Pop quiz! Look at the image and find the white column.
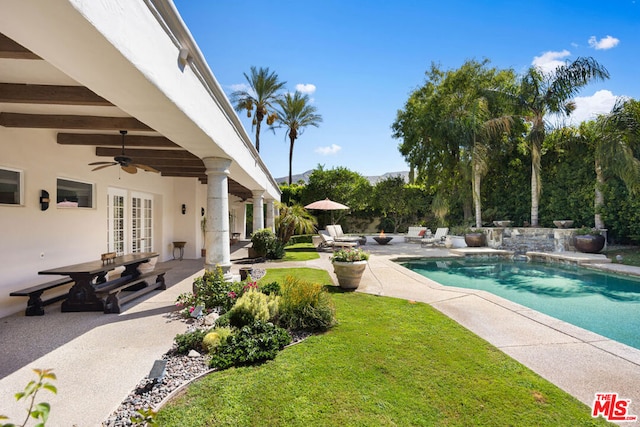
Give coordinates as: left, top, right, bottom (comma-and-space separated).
203, 157, 232, 278
241, 202, 248, 239
252, 190, 264, 234
265, 199, 275, 232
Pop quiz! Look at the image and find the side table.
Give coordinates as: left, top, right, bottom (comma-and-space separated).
172, 241, 186, 260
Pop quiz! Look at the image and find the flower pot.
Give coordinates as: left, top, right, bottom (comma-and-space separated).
444, 235, 467, 248
573, 234, 605, 253
332, 261, 367, 289
464, 233, 486, 247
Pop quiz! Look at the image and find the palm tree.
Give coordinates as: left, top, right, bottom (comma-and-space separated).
274, 91, 322, 184
466, 98, 513, 228
591, 98, 640, 229
516, 57, 609, 226
275, 202, 317, 246
230, 66, 286, 152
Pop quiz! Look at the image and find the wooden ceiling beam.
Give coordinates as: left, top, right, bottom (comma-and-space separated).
58, 133, 178, 147
128, 159, 204, 168
95, 147, 199, 160
0, 113, 152, 131
0, 83, 112, 106
156, 166, 205, 174
0, 34, 40, 59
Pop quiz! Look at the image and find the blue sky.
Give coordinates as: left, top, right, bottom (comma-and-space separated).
173, 0, 640, 179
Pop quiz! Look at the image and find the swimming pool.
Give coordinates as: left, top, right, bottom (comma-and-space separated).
402, 258, 640, 350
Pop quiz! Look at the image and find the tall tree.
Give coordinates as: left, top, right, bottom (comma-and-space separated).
514, 57, 609, 226
372, 176, 429, 233
274, 91, 323, 185
392, 59, 516, 226
230, 66, 286, 152
302, 165, 371, 227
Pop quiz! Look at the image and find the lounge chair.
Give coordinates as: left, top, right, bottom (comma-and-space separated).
405, 227, 429, 243
421, 227, 449, 247
319, 230, 357, 251
326, 224, 361, 244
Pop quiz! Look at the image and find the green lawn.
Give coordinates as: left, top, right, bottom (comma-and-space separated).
279, 243, 320, 262
156, 268, 610, 426
604, 246, 640, 267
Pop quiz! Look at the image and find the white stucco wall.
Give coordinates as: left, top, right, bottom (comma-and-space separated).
0, 127, 189, 318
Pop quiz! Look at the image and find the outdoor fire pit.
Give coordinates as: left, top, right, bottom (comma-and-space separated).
373, 232, 393, 245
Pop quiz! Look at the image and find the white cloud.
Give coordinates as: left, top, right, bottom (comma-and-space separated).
588, 35, 620, 50
295, 83, 317, 94
532, 50, 571, 73
566, 90, 619, 125
315, 144, 341, 155
229, 83, 250, 92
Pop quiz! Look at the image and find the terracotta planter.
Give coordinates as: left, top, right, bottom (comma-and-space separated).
464, 233, 486, 247
573, 234, 605, 253
332, 261, 367, 289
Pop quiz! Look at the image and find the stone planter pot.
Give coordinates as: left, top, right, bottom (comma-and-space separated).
464, 233, 486, 247
573, 234, 605, 253
444, 235, 467, 249
332, 261, 367, 289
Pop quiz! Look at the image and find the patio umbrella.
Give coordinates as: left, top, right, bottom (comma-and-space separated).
304, 198, 349, 224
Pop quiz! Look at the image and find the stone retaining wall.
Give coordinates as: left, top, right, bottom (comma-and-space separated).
482, 227, 607, 254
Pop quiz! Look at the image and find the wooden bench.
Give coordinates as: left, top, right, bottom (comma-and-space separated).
95, 267, 169, 314
10, 277, 74, 316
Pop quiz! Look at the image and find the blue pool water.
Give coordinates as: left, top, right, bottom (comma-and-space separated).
402, 258, 640, 350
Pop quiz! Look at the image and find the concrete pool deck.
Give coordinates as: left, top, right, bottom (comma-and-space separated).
0, 237, 638, 425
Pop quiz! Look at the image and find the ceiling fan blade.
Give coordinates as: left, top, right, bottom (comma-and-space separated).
121, 165, 138, 174
89, 161, 116, 166
92, 163, 117, 171
133, 164, 160, 173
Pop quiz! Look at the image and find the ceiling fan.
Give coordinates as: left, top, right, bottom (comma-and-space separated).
89, 130, 159, 174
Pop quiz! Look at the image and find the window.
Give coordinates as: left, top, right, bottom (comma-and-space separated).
56, 178, 93, 208
0, 167, 23, 205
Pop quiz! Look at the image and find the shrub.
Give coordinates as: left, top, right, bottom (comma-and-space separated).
251, 228, 285, 259
278, 276, 336, 332
260, 281, 281, 296
228, 289, 279, 328
202, 327, 233, 354
173, 329, 208, 355
287, 234, 314, 245
209, 320, 291, 370
214, 311, 232, 328
176, 266, 241, 316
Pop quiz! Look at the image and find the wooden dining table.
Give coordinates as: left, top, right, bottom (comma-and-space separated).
39, 252, 158, 312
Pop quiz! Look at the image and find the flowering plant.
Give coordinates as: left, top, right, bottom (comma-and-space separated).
330, 247, 370, 262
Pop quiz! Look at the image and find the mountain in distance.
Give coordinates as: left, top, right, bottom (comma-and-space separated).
275, 170, 409, 186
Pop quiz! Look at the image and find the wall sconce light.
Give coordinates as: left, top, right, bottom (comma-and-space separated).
40, 190, 50, 211
181, 204, 186, 215
201, 207, 205, 216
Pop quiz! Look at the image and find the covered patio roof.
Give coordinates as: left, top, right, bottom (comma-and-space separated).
0, 0, 279, 201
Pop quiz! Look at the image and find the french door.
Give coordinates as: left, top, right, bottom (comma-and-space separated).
107, 188, 153, 255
